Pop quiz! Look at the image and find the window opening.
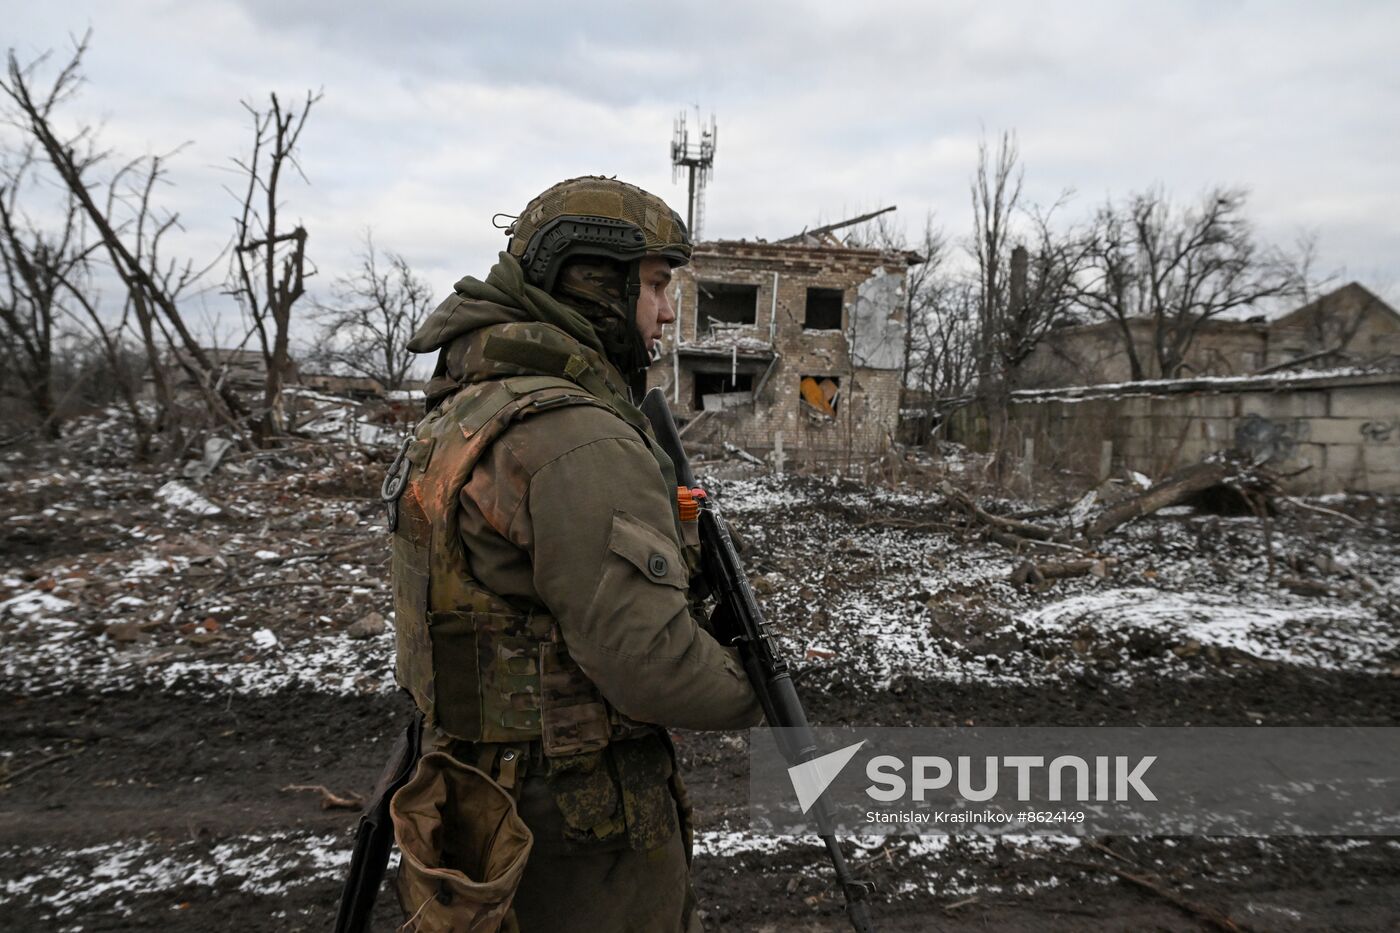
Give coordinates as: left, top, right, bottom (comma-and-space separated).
804, 287, 843, 330
697, 282, 758, 334
694, 371, 754, 411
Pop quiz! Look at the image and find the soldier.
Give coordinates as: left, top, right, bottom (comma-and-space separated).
386, 176, 763, 932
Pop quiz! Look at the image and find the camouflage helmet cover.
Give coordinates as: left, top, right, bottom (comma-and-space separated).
507, 176, 692, 292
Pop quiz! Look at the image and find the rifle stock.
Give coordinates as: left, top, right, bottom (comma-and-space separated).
333, 711, 422, 933
640, 388, 876, 933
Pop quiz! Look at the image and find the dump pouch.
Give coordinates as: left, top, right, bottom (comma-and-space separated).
393, 752, 534, 933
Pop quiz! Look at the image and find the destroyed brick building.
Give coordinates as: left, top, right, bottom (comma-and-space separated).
1019, 282, 1400, 387
646, 236, 920, 466
168, 347, 301, 394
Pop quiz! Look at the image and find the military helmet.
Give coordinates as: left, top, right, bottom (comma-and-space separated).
507, 176, 692, 292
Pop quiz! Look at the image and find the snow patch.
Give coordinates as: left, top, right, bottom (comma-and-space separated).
1022, 588, 1396, 671
0, 831, 365, 919
1, 592, 75, 617
154, 482, 222, 517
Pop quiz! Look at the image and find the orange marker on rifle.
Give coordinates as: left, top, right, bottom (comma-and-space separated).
676, 485, 700, 522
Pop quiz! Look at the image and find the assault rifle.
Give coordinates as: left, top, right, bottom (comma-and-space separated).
640, 388, 876, 933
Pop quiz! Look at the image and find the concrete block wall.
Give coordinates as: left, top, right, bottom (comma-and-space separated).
985, 374, 1400, 494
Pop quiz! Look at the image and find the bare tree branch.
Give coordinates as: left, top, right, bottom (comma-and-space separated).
1078, 187, 1305, 379
2, 35, 249, 445
308, 230, 432, 392
0, 144, 100, 435
226, 90, 320, 438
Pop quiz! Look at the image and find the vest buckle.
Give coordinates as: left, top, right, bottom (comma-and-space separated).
380, 433, 414, 531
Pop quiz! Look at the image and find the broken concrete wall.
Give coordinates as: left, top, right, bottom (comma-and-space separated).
648, 240, 912, 464
947, 372, 1400, 494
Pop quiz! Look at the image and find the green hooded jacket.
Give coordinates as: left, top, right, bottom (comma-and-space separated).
405, 252, 761, 733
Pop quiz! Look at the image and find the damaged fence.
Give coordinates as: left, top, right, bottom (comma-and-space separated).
945, 369, 1400, 495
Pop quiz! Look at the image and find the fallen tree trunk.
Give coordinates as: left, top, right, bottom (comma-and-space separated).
1086, 460, 1231, 539
1087, 456, 1284, 540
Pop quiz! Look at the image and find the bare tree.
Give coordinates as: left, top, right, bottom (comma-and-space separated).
1078, 187, 1303, 380
227, 90, 319, 437
964, 131, 1092, 476
970, 132, 1089, 389
970, 132, 1023, 385
914, 279, 981, 400
310, 232, 431, 391
844, 211, 996, 449
0, 147, 95, 436
57, 271, 157, 456
1001, 202, 1093, 382
2, 33, 248, 446
899, 216, 949, 393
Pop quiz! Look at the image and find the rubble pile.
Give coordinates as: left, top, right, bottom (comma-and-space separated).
0, 412, 401, 698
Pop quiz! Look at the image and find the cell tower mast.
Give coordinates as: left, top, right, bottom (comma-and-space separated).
671, 111, 716, 240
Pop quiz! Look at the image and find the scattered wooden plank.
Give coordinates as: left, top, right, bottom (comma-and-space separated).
1010, 558, 1115, 587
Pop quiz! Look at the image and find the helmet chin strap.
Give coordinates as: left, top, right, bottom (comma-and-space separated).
619, 258, 653, 378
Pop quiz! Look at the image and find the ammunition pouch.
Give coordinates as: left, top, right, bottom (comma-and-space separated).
393, 752, 533, 933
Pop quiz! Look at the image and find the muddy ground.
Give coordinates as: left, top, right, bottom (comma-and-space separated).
1, 430, 1398, 931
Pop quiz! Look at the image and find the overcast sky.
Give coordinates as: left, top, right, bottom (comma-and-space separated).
9, 0, 1400, 343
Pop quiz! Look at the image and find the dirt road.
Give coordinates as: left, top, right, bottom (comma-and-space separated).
3, 453, 1397, 930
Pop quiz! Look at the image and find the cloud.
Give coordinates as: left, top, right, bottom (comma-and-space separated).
5, 0, 1396, 350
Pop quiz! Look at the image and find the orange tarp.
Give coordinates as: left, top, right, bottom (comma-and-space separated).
800, 377, 836, 417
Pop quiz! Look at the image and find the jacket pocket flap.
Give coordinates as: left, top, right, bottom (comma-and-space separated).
607, 510, 687, 589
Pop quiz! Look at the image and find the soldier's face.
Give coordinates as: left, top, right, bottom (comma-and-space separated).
634, 256, 676, 354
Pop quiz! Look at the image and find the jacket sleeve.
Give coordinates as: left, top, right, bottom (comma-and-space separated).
521, 432, 763, 731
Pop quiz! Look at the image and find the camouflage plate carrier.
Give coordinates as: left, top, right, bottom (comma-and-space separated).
391, 371, 657, 757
